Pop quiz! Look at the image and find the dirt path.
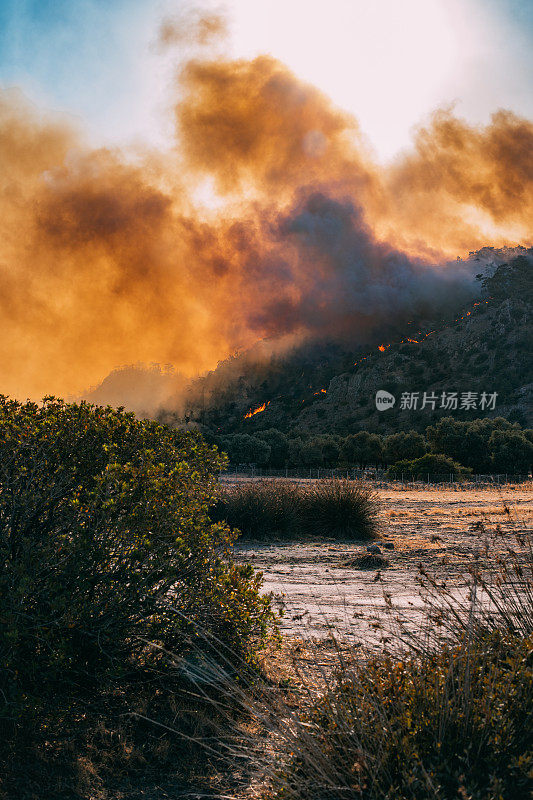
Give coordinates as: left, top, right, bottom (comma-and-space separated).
234, 487, 532, 648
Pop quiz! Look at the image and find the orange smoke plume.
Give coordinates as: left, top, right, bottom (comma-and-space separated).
383, 108, 533, 256
0, 47, 531, 407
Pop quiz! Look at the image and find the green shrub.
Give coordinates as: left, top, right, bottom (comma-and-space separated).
387, 452, 471, 480
340, 432, 383, 467
256, 428, 290, 467
300, 439, 324, 467
220, 432, 271, 465
317, 435, 341, 467
383, 430, 427, 463
489, 428, 533, 474
425, 417, 516, 473
0, 397, 275, 734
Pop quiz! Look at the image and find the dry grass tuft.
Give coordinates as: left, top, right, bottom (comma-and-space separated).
213, 479, 379, 540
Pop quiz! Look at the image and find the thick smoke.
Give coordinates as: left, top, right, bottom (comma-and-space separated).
384, 108, 533, 256
267, 191, 475, 337
0, 39, 531, 407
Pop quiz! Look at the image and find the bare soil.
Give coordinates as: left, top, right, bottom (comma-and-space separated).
234, 486, 532, 649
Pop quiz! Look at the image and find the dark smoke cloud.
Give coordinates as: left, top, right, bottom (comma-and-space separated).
271, 192, 476, 335
236, 190, 478, 347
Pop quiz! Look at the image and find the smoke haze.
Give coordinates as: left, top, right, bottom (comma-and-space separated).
0, 23, 531, 408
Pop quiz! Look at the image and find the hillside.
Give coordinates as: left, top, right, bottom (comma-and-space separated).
177, 250, 532, 438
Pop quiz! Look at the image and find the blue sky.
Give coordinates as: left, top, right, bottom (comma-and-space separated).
0, 0, 532, 160
0, 0, 165, 143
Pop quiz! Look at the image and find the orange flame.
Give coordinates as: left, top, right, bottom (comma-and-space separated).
244, 400, 270, 418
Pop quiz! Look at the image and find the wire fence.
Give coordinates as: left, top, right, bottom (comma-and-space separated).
221, 465, 533, 489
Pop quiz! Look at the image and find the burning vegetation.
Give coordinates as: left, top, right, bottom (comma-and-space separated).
244, 401, 270, 419
367, 299, 492, 359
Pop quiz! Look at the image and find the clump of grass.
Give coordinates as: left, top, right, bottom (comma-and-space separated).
344, 553, 389, 569
300, 480, 379, 539
213, 479, 379, 540
212, 480, 302, 539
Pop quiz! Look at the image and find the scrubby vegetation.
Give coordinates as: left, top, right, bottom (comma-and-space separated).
0, 397, 275, 796
2, 395, 531, 800
213, 479, 379, 540
271, 632, 532, 800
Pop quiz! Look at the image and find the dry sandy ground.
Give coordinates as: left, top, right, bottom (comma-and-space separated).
234, 486, 532, 650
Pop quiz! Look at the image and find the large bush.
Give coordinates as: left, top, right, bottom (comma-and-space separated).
0, 397, 275, 731
425, 417, 516, 472
340, 432, 383, 467
256, 428, 290, 467
383, 430, 426, 464
220, 432, 271, 465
